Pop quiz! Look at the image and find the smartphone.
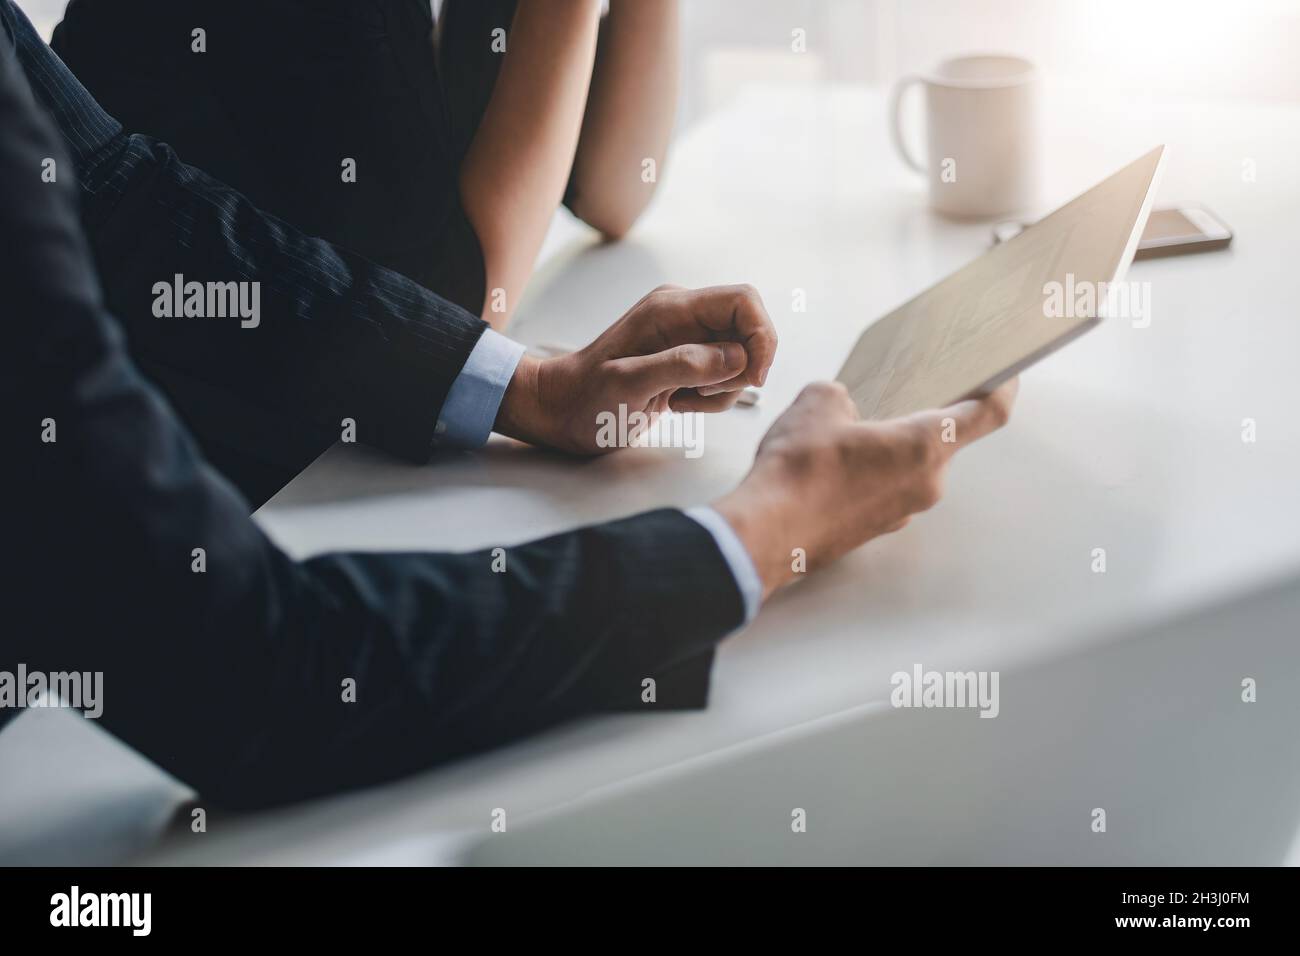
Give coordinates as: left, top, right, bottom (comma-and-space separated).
993, 204, 1233, 259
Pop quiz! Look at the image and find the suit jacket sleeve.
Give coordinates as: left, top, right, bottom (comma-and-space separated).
1, 6, 744, 809
7, 0, 485, 463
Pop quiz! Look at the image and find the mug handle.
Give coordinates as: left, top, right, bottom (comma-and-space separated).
889, 74, 927, 174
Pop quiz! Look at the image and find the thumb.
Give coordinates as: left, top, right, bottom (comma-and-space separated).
613, 341, 747, 396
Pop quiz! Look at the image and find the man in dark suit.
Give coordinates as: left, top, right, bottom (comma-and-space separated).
1, 0, 1015, 810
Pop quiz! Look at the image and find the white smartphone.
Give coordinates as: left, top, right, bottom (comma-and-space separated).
994, 204, 1233, 260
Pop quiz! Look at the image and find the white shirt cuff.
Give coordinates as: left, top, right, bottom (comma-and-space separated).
684, 506, 762, 625
435, 329, 526, 448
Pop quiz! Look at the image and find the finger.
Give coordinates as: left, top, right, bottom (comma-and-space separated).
628, 283, 684, 312
669, 388, 742, 414
613, 341, 748, 396
696, 372, 748, 397
987, 376, 1020, 418
922, 378, 1018, 456
646, 391, 673, 418
658, 285, 778, 388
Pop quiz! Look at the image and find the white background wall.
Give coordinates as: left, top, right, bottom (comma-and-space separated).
681, 0, 1300, 123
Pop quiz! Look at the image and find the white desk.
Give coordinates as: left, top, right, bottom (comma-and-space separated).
5, 82, 1298, 865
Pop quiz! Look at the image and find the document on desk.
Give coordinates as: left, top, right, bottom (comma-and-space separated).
839, 145, 1165, 419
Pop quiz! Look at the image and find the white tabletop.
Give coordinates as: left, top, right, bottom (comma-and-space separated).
6, 82, 1297, 865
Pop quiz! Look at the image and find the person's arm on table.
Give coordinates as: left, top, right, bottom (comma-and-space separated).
458, 0, 603, 327
440, 280, 779, 455
567, 0, 679, 238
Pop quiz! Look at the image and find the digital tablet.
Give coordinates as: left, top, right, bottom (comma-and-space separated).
838, 145, 1165, 418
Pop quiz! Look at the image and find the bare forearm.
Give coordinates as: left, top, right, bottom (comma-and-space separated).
459, 0, 602, 327
569, 0, 679, 238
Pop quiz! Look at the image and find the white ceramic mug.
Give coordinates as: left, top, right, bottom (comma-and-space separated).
890, 54, 1041, 219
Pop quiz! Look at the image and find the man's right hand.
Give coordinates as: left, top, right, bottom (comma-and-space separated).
496, 284, 776, 454
712, 378, 1019, 602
